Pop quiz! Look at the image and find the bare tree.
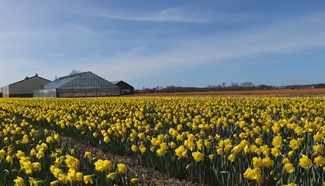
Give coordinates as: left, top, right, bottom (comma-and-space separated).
70, 69, 82, 75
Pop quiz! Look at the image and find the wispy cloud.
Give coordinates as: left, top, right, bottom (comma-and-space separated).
0, 57, 86, 86
127, 46, 147, 56
63, 24, 97, 35
0, 58, 46, 85
0, 58, 42, 68
100, 7, 217, 23
264, 61, 281, 65
84, 12, 325, 81
104, 30, 119, 34
44, 52, 64, 57
1, 0, 325, 88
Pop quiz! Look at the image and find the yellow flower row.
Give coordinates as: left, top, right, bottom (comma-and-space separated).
1, 97, 325, 185
0, 108, 141, 186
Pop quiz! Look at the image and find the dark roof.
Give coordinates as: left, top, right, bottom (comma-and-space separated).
8, 75, 51, 86
111, 80, 134, 88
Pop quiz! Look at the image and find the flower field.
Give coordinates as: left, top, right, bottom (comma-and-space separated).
1, 97, 325, 186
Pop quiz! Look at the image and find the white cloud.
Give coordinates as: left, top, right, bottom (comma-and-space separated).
84, 12, 325, 81
63, 24, 97, 35
0, 0, 325, 88
99, 7, 250, 23
100, 8, 208, 23
127, 46, 147, 56
0, 58, 42, 68
0, 59, 44, 86
105, 31, 119, 34
44, 52, 64, 57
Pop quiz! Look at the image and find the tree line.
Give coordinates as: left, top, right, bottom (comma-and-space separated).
68, 70, 325, 94
136, 82, 325, 93
137, 82, 275, 93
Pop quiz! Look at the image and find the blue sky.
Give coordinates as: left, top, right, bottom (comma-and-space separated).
1, 0, 325, 89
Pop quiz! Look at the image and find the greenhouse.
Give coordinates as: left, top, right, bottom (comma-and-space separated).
33, 71, 120, 98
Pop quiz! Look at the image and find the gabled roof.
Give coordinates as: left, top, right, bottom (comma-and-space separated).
111, 80, 134, 88
58, 71, 89, 80
44, 76, 79, 89
44, 71, 90, 89
111, 80, 121, 84
8, 75, 51, 86
44, 71, 120, 90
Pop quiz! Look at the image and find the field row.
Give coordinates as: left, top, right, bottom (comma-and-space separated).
1, 97, 325, 186
0, 112, 151, 186
135, 89, 325, 96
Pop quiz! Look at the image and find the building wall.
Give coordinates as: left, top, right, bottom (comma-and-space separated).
2, 85, 10, 98
59, 72, 120, 91
59, 90, 120, 97
116, 81, 134, 94
33, 89, 57, 98
0, 87, 3, 98
56, 72, 121, 98
9, 77, 51, 97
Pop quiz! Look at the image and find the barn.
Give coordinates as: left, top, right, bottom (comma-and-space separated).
34, 71, 120, 98
111, 80, 134, 95
0, 74, 51, 98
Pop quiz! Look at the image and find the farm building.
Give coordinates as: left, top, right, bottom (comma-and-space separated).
111, 80, 134, 95
0, 74, 51, 98
34, 71, 120, 98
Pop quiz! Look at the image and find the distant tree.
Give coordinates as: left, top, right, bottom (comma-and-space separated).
222, 82, 226, 88
245, 82, 254, 88
231, 82, 239, 87
70, 69, 82, 75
